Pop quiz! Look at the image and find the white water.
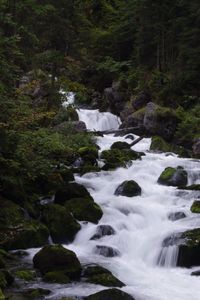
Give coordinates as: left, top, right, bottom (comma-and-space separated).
27, 109, 200, 300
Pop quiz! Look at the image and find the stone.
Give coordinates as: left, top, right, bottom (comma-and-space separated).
111, 141, 131, 150
192, 138, 200, 158
33, 245, 82, 279
90, 225, 115, 240
95, 245, 120, 257
86, 288, 135, 300
65, 197, 103, 224
168, 212, 186, 221
114, 180, 142, 197
190, 201, 200, 213
158, 166, 188, 188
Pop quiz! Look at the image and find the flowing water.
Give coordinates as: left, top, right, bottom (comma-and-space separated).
27, 108, 200, 300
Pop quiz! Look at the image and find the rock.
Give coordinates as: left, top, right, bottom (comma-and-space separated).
41, 204, 81, 243
150, 136, 189, 157
114, 180, 142, 197
33, 245, 82, 279
90, 225, 115, 240
44, 271, 70, 284
78, 146, 98, 166
72, 121, 87, 132
54, 182, 91, 205
111, 141, 131, 150
104, 81, 128, 115
1, 220, 49, 250
15, 270, 36, 281
83, 265, 124, 287
168, 212, 186, 221
21, 288, 51, 299
191, 201, 200, 213
191, 270, 200, 276
120, 107, 146, 134
144, 102, 179, 141
184, 184, 200, 191
158, 166, 188, 188
86, 288, 135, 300
131, 91, 151, 110
65, 197, 103, 224
95, 245, 120, 257
192, 138, 200, 158
101, 149, 143, 170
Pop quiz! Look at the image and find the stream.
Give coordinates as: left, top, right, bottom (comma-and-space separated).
26, 107, 200, 300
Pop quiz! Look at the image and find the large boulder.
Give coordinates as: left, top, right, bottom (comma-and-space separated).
114, 180, 142, 197
86, 288, 135, 300
33, 245, 82, 279
65, 197, 103, 224
54, 183, 91, 205
144, 102, 179, 141
101, 149, 143, 170
131, 91, 151, 110
83, 265, 124, 287
162, 229, 200, 267
158, 166, 188, 188
111, 141, 131, 150
192, 138, 200, 158
41, 204, 81, 243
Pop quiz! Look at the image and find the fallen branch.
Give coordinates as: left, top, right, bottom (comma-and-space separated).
88, 126, 145, 135
129, 136, 144, 147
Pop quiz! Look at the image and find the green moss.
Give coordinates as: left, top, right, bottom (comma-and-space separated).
191, 201, 200, 213
15, 270, 36, 281
65, 198, 103, 224
41, 204, 81, 243
114, 180, 141, 197
185, 184, 200, 191
111, 142, 131, 150
44, 271, 70, 284
87, 273, 124, 287
158, 166, 188, 187
101, 149, 142, 170
158, 167, 176, 182
78, 146, 98, 165
182, 228, 200, 247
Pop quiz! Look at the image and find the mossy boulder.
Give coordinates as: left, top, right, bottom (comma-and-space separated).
101, 149, 142, 170
43, 271, 70, 284
78, 147, 98, 166
86, 288, 135, 300
158, 166, 188, 188
54, 183, 91, 205
111, 142, 131, 150
33, 245, 82, 279
84, 265, 124, 287
0, 220, 49, 250
15, 270, 36, 281
114, 180, 142, 197
190, 201, 200, 213
65, 198, 103, 224
41, 204, 80, 243
150, 136, 189, 157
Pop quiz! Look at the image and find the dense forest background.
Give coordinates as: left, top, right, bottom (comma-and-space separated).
0, 0, 200, 204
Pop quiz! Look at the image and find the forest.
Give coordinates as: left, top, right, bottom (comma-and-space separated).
0, 1, 200, 299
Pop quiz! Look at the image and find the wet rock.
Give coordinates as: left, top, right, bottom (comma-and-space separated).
90, 225, 115, 240
192, 138, 200, 158
191, 270, 200, 276
83, 265, 112, 277
158, 166, 188, 188
150, 136, 189, 157
33, 245, 82, 279
43, 271, 70, 284
65, 197, 103, 224
144, 102, 179, 141
54, 182, 91, 205
86, 288, 135, 300
78, 146, 99, 166
111, 141, 131, 150
184, 184, 200, 191
168, 212, 186, 221
190, 201, 200, 213
41, 204, 81, 243
95, 245, 120, 257
114, 180, 142, 197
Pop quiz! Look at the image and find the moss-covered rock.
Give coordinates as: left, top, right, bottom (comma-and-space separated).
0, 220, 49, 250
43, 271, 70, 284
114, 180, 142, 197
190, 201, 200, 213
111, 142, 131, 150
184, 184, 200, 191
78, 146, 98, 166
41, 204, 80, 243
54, 183, 91, 205
15, 270, 36, 281
21, 288, 51, 299
150, 136, 190, 157
158, 166, 188, 188
101, 149, 142, 170
65, 198, 103, 224
86, 288, 135, 300
33, 245, 82, 279
84, 265, 124, 287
